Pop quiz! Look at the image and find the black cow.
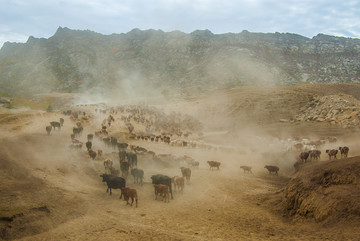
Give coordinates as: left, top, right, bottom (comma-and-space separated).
103, 137, 110, 147
86, 141, 92, 151
151, 174, 173, 199
131, 168, 144, 185
119, 150, 127, 163
50, 121, 61, 130
100, 174, 126, 195
126, 152, 138, 168
264, 165, 279, 175
110, 137, 118, 149
120, 161, 130, 179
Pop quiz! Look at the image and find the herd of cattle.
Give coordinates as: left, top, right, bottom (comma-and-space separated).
44, 110, 226, 207
294, 146, 350, 171
44, 107, 352, 207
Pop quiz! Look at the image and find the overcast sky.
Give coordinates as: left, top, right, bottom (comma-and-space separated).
0, 0, 360, 48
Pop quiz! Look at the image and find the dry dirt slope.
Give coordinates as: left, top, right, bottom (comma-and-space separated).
282, 157, 360, 224
1, 83, 360, 240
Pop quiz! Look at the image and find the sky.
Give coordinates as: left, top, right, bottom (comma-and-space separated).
0, 0, 360, 48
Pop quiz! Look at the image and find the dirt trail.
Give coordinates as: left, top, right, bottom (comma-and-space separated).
1, 88, 360, 240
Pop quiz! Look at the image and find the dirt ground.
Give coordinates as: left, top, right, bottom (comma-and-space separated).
1, 84, 360, 240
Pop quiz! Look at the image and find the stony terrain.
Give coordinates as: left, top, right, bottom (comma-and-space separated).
0, 83, 360, 240
1, 27, 360, 97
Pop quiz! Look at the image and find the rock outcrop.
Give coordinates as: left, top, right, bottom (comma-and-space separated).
295, 94, 360, 128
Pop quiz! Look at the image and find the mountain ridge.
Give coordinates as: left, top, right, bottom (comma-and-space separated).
1, 27, 360, 97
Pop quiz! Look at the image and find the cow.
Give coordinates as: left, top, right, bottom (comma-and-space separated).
309, 150, 321, 161
59, 118, 64, 126
151, 174, 173, 199
339, 146, 349, 158
86, 141, 92, 151
117, 142, 129, 150
180, 167, 191, 183
130, 168, 144, 185
46, 125, 52, 135
104, 159, 113, 174
120, 161, 130, 179
172, 176, 185, 192
207, 161, 221, 170
110, 136, 118, 149
191, 161, 200, 168
100, 174, 126, 195
299, 151, 310, 162
50, 121, 61, 130
326, 149, 338, 160
154, 184, 170, 202
119, 150, 127, 163
103, 137, 110, 147
264, 165, 279, 175
69, 142, 82, 150
240, 166, 253, 174
88, 150, 97, 160
120, 187, 138, 207
97, 149, 103, 158
109, 166, 120, 177
126, 152, 138, 168
87, 134, 94, 142
73, 127, 83, 137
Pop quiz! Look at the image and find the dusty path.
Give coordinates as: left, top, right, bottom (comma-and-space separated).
0, 108, 359, 240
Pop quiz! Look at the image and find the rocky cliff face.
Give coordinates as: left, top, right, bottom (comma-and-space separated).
1, 27, 360, 97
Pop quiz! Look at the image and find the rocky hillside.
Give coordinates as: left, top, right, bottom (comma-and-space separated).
1, 27, 360, 97
295, 94, 360, 128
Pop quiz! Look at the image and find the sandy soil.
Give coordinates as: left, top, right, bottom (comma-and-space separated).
1, 84, 360, 240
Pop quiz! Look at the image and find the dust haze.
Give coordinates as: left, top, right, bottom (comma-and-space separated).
1, 79, 360, 240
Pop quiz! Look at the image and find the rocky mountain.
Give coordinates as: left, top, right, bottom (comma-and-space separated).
0, 27, 360, 97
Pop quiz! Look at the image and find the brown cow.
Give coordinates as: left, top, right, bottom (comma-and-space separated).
104, 159, 113, 174
172, 176, 185, 192
69, 143, 82, 150
109, 166, 120, 177
155, 184, 170, 202
59, 118, 64, 126
98, 149, 103, 158
309, 150, 321, 161
46, 125, 52, 135
120, 187, 138, 207
339, 146, 349, 158
240, 166, 253, 174
326, 149, 338, 160
180, 167, 191, 183
192, 161, 200, 168
299, 151, 310, 162
88, 150, 97, 160
207, 161, 221, 170
87, 134, 94, 141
